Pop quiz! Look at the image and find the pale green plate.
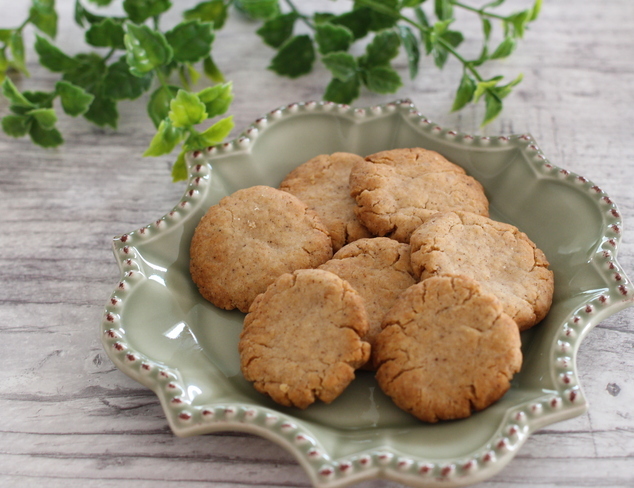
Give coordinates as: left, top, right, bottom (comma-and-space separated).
102, 100, 633, 487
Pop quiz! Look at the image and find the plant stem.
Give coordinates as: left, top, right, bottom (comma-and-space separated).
451, 1, 509, 21
284, 0, 314, 29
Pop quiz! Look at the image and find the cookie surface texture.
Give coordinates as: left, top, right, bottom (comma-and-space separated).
319, 237, 416, 356
279, 152, 372, 251
190, 185, 333, 312
409, 211, 554, 330
239, 269, 371, 409
349, 147, 489, 242
374, 275, 522, 422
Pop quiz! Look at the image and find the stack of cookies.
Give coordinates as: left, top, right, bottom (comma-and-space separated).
189, 148, 554, 422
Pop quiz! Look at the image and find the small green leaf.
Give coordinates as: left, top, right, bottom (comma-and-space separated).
331, 8, 371, 40
474, 77, 502, 102
147, 85, 179, 128
85, 18, 125, 50
165, 20, 214, 63
323, 75, 360, 104
26, 108, 57, 130
88, 0, 114, 5
507, 9, 531, 38
2, 114, 31, 137
481, 17, 492, 42
123, 0, 172, 24
22, 90, 56, 107
168, 89, 207, 128
171, 148, 188, 182
56, 80, 95, 116
203, 55, 225, 83
356, 0, 399, 31
490, 36, 516, 59
397, 25, 420, 79
482, 91, 503, 126
124, 23, 173, 77
363, 65, 402, 94
1, 78, 35, 108
434, 0, 453, 21
187, 115, 234, 148
401, 0, 425, 7
34, 35, 80, 73
314, 22, 353, 55
83, 90, 118, 128
10, 30, 27, 72
29, 118, 63, 147
451, 72, 476, 112
321, 52, 358, 81
74, 0, 107, 26
529, 0, 542, 21
234, 0, 279, 20
30, 0, 58, 38
256, 12, 298, 49
197, 82, 233, 117
268, 35, 315, 79
494, 73, 523, 98
184, 0, 228, 29
143, 118, 185, 156
103, 57, 152, 100
364, 30, 401, 68
0, 29, 12, 44
414, 6, 430, 27
62, 53, 106, 92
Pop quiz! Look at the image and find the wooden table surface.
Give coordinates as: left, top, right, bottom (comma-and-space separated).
1, 1, 633, 487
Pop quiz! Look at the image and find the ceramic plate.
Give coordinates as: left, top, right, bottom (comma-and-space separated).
102, 100, 633, 487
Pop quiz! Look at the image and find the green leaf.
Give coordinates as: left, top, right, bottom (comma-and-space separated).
143, 118, 185, 156
123, 0, 172, 24
401, 0, 426, 7
74, 0, 107, 26
322, 52, 358, 82
0, 29, 12, 44
203, 55, 225, 82
2, 114, 31, 137
507, 9, 531, 38
34, 35, 80, 73
22, 90, 56, 107
62, 53, 106, 92
414, 6, 430, 27
268, 35, 315, 79
451, 72, 476, 112
197, 82, 233, 117
184, 0, 228, 29
29, 119, 63, 147
187, 115, 233, 148
363, 30, 400, 68
85, 18, 125, 50
356, 0, 400, 31
235, 0, 279, 20
490, 36, 516, 59
168, 89, 207, 128
124, 23, 173, 77
1, 78, 35, 108
314, 22, 353, 55
171, 149, 188, 182
481, 17, 492, 42
30, 0, 58, 38
434, 0, 453, 20
10, 30, 27, 73
442, 29, 464, 48
55, 80, 95, 116
363, 65, 402, 94
256, 12, 297, 49
103, 57, 152, 100
323, 75, 360, 104
474, 77, 502, 102
482, 91, 503, 126
88, 0, 114, 5
165, 20, 214, 63
494, 73, 523, 98
397, 25, 419, 79
147, 85, 179, 128
529, 0, 542, 21
26, 107, 57, 130
83, 90, 118, 128
331, 8, 371, 40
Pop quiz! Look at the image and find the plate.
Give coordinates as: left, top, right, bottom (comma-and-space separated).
102, 100, 634, 487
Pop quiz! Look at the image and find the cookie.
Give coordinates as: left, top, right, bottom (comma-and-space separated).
409, 211, 554, 331
374, 275, 522, 422
318, 237, 416, 359
190, 185, 333, 312
279, 152, 372, 251
239, 269, 371, 409
349, 147, 489, 243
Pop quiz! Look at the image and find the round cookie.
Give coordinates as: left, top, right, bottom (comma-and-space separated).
374, 275, 522, 423
239, 269, 371, 409
318, 237, 416, 359
190, 185, 333, 312
409, 211, 554, 331
349, 147, 489, 243
279, 152, 372, 251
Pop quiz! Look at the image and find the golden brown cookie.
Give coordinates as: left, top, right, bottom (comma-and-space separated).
409, 211, 554, 331
279, 152, 372, 251
349, 147, 489, 243
190, 185, 333, 312
318, 237, 416, 361
374, 275, 522, 423
239, 269, 371, 409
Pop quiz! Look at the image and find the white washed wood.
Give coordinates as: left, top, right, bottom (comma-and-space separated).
1, 1, 633, 487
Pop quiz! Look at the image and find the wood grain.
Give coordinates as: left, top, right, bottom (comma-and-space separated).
1, 1, 633, 487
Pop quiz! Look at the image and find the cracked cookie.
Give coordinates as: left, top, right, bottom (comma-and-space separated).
190, 185, 333, 312
279, 152, 372, 251
239, 269, 371, 409
409, 211, 554, 331
318, 237, 416, 365
374, 275, 522, 422
349, 147, 489, 243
